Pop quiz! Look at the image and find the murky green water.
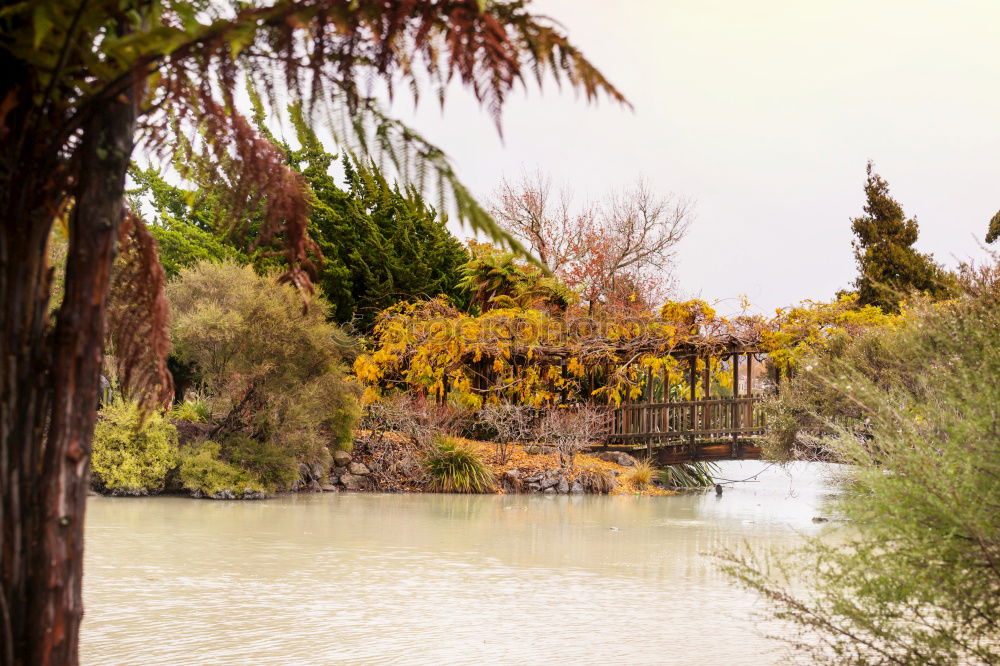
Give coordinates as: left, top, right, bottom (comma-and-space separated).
81, 461, 839, 665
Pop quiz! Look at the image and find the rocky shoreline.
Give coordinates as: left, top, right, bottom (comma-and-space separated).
290, 441, 655, 497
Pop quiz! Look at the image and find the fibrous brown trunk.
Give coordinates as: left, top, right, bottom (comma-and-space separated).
0, 77, 137, 664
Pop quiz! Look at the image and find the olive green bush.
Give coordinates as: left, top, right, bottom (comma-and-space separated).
92, 400, 178, 495
168, 261, 360, 470
220, 434, 298, 491
177, 441, 265, 498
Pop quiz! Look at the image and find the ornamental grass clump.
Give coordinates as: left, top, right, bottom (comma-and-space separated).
423, 437, 495, 493
170, 400, 211, 423
625, 459, 656, 489
659, 461, 718, 489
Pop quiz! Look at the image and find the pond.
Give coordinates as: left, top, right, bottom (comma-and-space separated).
81, 461, 839, 665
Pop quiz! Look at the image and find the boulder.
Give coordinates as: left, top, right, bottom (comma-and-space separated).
340, 473, 362, 491
321, 484, 338, 492
594, 451, 638, 467
349, 462, 370, 476
526, 445, 557, 455
298, 462, 313, 480
309, 462, 327, 480
308, 479, 323, 493
333, 450, 352, 467
539, 476, 559, 491
570, 481, 584, 494
557, 478, 569, 494
543, 487, 556, 494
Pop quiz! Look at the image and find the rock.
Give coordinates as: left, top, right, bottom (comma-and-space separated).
526, 445, 557, 455
310, 462, 327, 480
340, 473, 361, 491
543, 487, 556, 494
539, 476, 559, 491
298, 462, 313, 480
570, 481, 584, 494
321, 484, 338, 492
367, 460, 383, 474
524, 473, 544, 483
308, 479, 323, 492
349, 462, 370, 476
527, 483, 541, 493
333, 450, 352, 467
594, 451, 637, 467
557, 478, 569, 494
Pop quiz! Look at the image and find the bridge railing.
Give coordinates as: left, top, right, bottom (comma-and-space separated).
610, 396, 765, 443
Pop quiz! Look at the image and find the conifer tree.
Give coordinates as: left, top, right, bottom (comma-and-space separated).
987, 210, 1000, 244
851, 163, 951, 313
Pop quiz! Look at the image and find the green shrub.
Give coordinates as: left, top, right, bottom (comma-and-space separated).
178, 441, 265, 498
170, 400, 211, 423
423, 437, 495, 493
221, 434, 299, 491
659, 461, 718, 489
92, 400, 179, 495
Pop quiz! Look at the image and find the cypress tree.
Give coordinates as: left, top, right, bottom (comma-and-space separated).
850, 162, 951, 313
986, 210, 1000, 244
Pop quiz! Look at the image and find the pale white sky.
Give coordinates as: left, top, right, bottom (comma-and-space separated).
385, 0, 1000, 314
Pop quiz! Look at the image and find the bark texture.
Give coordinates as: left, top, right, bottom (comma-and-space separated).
0, 65, 136, 664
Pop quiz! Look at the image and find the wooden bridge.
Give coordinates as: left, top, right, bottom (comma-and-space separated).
607, 395, 765, 464
604, 350, 771, 465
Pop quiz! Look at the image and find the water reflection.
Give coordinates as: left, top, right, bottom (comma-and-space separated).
81, 461, 840, 665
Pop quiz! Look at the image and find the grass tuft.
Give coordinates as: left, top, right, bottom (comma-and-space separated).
423, 436, 496, 493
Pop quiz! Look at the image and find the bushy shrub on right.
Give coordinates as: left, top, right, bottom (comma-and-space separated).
177, 441, 265, 498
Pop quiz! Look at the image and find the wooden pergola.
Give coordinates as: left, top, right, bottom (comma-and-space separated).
608, 339, 770, 462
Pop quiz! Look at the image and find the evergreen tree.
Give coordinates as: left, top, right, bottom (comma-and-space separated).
285, 110, 469, 328
128, 168, 247, 278
135, 110, 470, 329
850, 162, 952, 313
987, 210, 1000, 244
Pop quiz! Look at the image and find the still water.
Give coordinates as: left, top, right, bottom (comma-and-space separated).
81, 461, 839, 665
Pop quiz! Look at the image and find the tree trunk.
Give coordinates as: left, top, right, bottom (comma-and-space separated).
0, 82, 136, 664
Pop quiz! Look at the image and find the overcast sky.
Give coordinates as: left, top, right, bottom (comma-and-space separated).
385, 0, 1000, 314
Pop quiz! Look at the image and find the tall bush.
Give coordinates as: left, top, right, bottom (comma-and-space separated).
168, 261, 360, 468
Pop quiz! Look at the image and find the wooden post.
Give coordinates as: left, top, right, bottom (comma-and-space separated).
731, 353, 740, 457
689, 355, 697, 457
702, 358, 711, 433
746, 352, 753, 432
